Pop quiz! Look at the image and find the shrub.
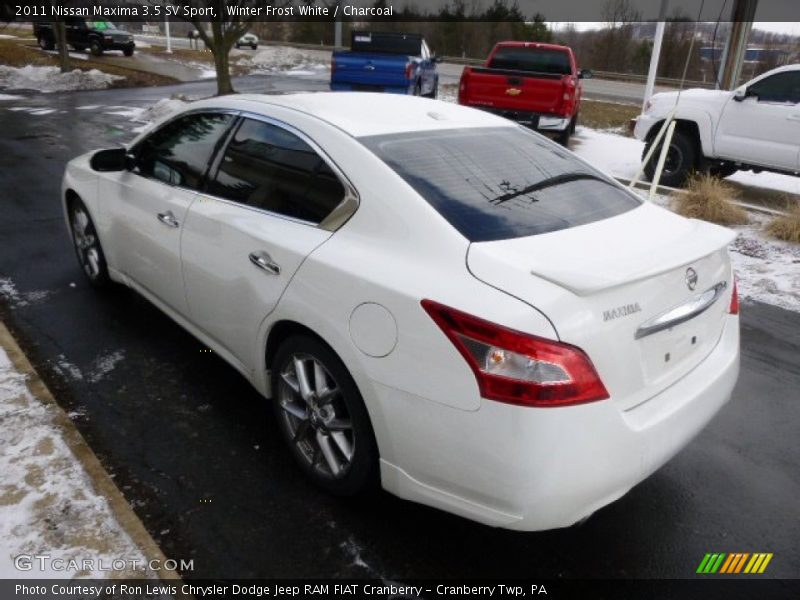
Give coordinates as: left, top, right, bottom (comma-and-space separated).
672, 174, 749, 226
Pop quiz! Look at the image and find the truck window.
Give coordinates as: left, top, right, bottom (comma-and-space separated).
361, 126, 640, 242
489, 47, 571, 75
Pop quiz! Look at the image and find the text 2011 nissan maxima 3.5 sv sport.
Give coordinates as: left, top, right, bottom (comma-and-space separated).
62, 93, 740, 531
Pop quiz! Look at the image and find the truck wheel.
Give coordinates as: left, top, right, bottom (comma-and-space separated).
38, 34, 55, 51
413, 81, 421, 97
570, 113, 578, 134
123, 47, 134, 57
556, 123, 573, 146
425, 79, 439, 99
643, 129, 697, 188
89, 40, 103, 57
251, 44, 257, 50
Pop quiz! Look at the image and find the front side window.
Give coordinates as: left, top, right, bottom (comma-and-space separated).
361, 126, 641, 242
749, 72, 800, 104
208, 118, 345, 224
134, 112, 233, 190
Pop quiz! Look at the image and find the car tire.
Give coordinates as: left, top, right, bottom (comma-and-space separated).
38, 35, 54, 51
68, 197, 110, 288
413, 81, 422, 97
123, 47, 134, 57
643, 129, 697, 188
271, 334, 378, 496
556, 121, 573, 146
251, 44, 257, 50
570, 112, 578, 134
89, 40, 103, 57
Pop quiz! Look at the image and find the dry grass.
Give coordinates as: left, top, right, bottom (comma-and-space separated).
0, 39, 177, 88
672, 174, 749, 226
579, 99, 640, 134
766, 202, 800, 243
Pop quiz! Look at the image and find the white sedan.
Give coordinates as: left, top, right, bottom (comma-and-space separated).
62, 93, 740, 530
236, 32, 259, 49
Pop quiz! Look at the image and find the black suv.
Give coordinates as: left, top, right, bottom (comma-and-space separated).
34, 18, 135, 57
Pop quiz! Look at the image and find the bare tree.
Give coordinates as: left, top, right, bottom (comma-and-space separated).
151, 0, 291, 95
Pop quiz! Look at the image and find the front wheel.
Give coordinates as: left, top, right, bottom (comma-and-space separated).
123, 47, 134, 57
272, 335, 377, 496
643, 129, 697, 188
68, 197, 110, 287
89, 40, 103, 56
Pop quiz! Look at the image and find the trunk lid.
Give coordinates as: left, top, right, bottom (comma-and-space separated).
467, 203, 736, 410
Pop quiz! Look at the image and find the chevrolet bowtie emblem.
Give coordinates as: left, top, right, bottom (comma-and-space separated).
506, 88, 522, 96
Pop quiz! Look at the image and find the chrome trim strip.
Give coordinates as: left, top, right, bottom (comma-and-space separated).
634, 281, 728, 340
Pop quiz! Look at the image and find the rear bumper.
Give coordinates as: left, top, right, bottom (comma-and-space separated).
469, 106, 571, 132
375, 315, 739, 530
330, 82, 413, 95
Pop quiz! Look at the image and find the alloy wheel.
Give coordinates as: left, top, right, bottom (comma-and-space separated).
277, 353, 355, 479
70, 206, 102, 280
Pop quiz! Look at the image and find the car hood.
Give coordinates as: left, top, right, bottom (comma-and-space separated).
648, 88, 732, 113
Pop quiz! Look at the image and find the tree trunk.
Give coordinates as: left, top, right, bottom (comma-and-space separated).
54, 20, 70, 73
205, 21, 234, 96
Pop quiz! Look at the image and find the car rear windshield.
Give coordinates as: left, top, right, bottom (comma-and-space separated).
351, 32, 422, 56
489, 47, 571, 75
360, 127, 641, 242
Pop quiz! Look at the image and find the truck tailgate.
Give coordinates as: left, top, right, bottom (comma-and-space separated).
462, 68, 566, 114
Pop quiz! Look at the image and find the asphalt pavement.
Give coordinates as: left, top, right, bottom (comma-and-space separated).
0, 78, 798, 581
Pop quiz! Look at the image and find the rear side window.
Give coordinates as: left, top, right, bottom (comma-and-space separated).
360, 127, 640, 242
134, 112, 233, 190
208, 118, 345, 224
489, 47, 571, 75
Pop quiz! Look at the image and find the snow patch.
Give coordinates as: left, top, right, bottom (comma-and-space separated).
87, 351, 125, 383
0, 345, 149, 578
0, 65, 123, 93
0, 93, 23, 100
239, 45, 331, 75
51, 355, 83, 382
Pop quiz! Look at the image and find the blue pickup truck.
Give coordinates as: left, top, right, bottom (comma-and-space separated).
331, 31, 440, 97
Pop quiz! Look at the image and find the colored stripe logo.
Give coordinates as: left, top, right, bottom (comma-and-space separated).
697, 553, 773, 574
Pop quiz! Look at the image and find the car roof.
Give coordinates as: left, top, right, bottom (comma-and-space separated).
191, 92, 514, 137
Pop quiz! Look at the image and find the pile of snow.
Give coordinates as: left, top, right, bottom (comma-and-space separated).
0, 65, 123, 93
0, 93, 23, 101
239, 45, 330, 76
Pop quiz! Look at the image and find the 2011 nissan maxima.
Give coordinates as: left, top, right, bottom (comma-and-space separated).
62, 93, 740, 530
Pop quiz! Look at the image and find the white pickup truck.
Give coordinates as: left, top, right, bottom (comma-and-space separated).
633, 64, 800, 187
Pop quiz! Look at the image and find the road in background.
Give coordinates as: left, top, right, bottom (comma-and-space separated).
0, 78, 798, 580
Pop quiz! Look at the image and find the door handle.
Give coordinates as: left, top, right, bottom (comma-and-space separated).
157, 211, 180, 228
249, 251, 281, 275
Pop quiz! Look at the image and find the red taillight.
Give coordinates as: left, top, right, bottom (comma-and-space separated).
421, 300, 610, 408
729, 277, 739, 315
405, 62, 415, 80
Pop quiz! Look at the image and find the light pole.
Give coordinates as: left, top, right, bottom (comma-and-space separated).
165, 13, 172, 54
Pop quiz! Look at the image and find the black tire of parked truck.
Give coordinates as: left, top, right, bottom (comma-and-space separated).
556, 116, 576, 146
425, 78, 438, 99
89, 39, 103, 57
38, 34, 55, 51
642, 129, 697, 188
123, 47, 134, 57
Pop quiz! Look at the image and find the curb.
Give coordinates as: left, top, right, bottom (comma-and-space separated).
0, 321, 182, 583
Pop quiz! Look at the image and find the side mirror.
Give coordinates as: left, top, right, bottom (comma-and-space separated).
579, 69, 593, 80
90, 148, 127, 172
733, 87, 748, 102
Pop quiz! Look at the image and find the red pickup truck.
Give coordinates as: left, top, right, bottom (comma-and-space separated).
458, 42, 591, 145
